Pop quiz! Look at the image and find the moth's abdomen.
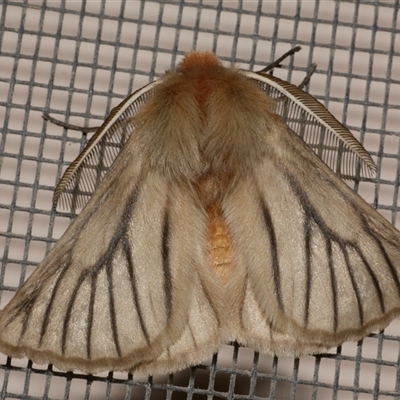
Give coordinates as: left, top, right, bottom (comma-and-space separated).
206, 203, 234, 283
194, 169, 235, 283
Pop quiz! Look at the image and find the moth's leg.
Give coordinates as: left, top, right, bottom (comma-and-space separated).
42, 113, 99, 134
256, 46, 317, 90
257, 46, 301, 74
297, 63, 317, 90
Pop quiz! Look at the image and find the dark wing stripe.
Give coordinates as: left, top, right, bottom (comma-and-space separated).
86, 276, 97, 359
38, 255, 73, 345
367, 230, 400, 297
238, 274, 249, 331
326, 239, 338, 332
15, 291, 40, 339
189, 324, 198, 350
62, 272, 86, 355
84, 185, 142, 356
162, 208, 173, 320
61, 184, 142, 355
285, 171, 391, 327
303, 218, 312, 326
107, 260, 122, 357
340, 244, 364, 325
123, 237, 150, 345
260, 198, 284, 311
304, 166, 400, 299
352, 245, 385, 313
25, 186, 108, 342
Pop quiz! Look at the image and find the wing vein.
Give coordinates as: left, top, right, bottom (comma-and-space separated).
107, 260, 122, 357
86, 276, 97, 359
304, 218, 312, 327
352, 245, 386, 313
38, 259, 72, 346
260, 196, 284, 311
340, 244, 364, 325
365, 230, 400, 297
326, 239, 339, 332
62, 272, 86, 355
162, 206, 173, 320
123, 238, 151, 345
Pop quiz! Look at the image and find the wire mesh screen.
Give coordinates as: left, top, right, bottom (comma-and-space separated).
1, 0, 400, 399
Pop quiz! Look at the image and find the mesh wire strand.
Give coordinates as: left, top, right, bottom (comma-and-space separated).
1, 1, 400, 399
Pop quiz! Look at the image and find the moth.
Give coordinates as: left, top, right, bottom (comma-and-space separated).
1, 49, 400, 376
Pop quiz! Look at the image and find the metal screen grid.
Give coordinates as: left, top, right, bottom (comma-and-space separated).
1, 1, 400, 399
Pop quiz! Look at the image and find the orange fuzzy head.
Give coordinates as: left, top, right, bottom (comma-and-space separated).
177, 51, 221, 72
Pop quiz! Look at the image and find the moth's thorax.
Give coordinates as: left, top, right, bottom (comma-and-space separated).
136, 51, 279, 187
193, 168, 234, 204
178, 55, 228, 125
192, 76, 214, 124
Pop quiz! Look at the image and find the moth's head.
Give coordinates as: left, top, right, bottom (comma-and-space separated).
177, 52, 222, 73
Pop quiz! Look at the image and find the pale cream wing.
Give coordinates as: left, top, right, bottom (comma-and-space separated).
0, 141, 222, 374
223, 125, 400, 356
134, 269, 226, 376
